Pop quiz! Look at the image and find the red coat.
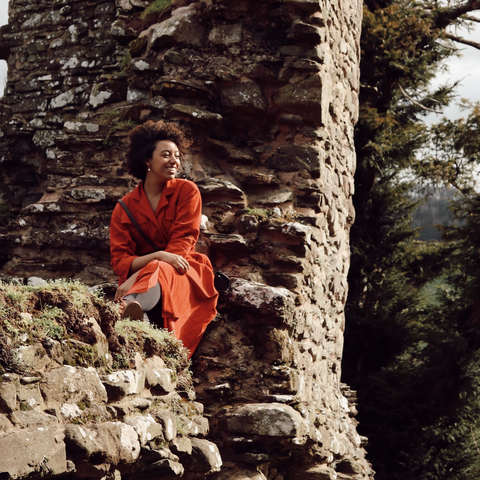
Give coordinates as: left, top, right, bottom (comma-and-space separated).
110, 179, 218, 356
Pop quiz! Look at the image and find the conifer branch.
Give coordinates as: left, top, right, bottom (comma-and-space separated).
437, 0, 480, 26
469, 423, 480, 457
445, 32, 480, 50
462, 13, 480, 23
398, 84, 442, 113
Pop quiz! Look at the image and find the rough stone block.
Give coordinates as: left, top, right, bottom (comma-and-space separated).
171, 436, 192, 455
209, 23, 242, 45
151, 10, 206, 48
0, 414, 13, 432
181, 438, 222, 473
165, 104, 223, 128
272, 75, 325, 124
265, 144, 323, 177
221, 81, 267, 116
65, 422, 141, 464
0, 382, 17, 413
209, 467, 268, 480
0, 426, 67, 478
41, 365, 108, 405
144, 458, 184, 476
16, 343, 52, 371
196, 177, 245, 198
226, 279, 296, 323
101, 369, 146, 401
289, 465, 337, 479
145, 367, 176, 394
124, 414, 164, 446
222, 403, 308, 438
154, 411, 177, 441
9, 410, 59, 428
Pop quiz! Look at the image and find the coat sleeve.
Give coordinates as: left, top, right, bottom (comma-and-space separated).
110, 202, 138, 283
164, 182, 202, 258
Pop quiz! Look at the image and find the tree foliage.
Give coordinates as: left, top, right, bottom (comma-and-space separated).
343, 1, 480, 479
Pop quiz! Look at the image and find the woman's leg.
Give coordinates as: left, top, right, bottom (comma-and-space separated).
124, 281, 161, 312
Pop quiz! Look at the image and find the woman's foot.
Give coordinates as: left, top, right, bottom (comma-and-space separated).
122, 300, 144, 321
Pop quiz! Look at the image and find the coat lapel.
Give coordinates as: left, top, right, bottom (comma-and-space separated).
130, 183, 159, 225
156, 179, 177, 215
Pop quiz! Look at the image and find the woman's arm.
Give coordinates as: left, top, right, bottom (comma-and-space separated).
129, 250, 189, 275
111, 201, 190, 286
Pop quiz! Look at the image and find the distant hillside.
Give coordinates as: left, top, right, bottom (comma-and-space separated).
411, 187, 459, 241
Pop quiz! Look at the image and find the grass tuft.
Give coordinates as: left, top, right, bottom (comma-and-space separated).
115, 319, 191, 376
141, 0, 172, 18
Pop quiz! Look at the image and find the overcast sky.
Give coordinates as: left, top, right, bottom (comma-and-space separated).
428, 17, 480, 121
0, 0, 7, 95
0, 2, 479, 119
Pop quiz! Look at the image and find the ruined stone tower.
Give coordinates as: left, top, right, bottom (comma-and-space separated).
0, 0, 372, 478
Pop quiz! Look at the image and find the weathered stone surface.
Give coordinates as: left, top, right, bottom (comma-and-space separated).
9, 410, 59, 428
226, 279, 296, 322
153, 411, 177, 442
0, 0, 371, 478
41, 365, 108, 405
124, 414, 164, 446
180, 415, 210, 437
265, 144, 323, 177
272, 75, 326, 124
144, 458, 185, 476
151, 10, 206, 49
0, 427, 67, 478
207, 138, 256, 164
165, 104, 223, 128
171, 435, 193, 456
181, 438, 222, 473
221, 82, 268, 116
16, 343, 52, 371
209, 467, 267, 480
89, 80, 128, 108
101, 369, 146, 400
209, 23, 243, 45
205, 234, 251, 252
196, 178, 245, 198
231, 166, 279, 185
290, 465, 337, 480
145, 367, 176, 394
65, 422, 141, 464
0, 414, 13, 431
222, 403, 308, 438
255, 188, 294, 205
0, 382, 17, 413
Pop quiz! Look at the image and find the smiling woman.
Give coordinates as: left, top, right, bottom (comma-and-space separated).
109, 121, 219, 358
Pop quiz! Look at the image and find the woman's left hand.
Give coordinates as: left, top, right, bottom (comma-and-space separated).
156, 251, 190, 274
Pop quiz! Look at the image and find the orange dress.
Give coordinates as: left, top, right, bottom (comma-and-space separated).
110, 178, 218, 356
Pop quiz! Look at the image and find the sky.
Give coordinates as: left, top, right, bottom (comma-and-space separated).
0, 2, 479, 114
428, 17, 480, 121
0, 0, 7, 96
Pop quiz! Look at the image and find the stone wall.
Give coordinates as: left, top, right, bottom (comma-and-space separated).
0, 281, 222, 480
0, 0, 372, 479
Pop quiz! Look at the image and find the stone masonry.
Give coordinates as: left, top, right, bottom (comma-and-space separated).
0, 0, 372, 479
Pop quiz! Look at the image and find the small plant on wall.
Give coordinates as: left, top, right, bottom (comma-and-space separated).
141, 0, 173, 18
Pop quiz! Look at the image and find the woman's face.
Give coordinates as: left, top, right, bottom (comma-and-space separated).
146, 140, 181, 184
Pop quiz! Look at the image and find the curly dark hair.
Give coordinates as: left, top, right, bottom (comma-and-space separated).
126, 121, 190, 181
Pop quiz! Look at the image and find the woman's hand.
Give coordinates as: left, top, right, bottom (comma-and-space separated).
115, 271, 139, 300
156, 251, 190, 274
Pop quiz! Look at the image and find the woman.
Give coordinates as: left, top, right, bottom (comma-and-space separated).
110, 120, 218, 357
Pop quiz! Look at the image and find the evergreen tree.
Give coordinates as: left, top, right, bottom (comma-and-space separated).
343, 1, 480, 478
